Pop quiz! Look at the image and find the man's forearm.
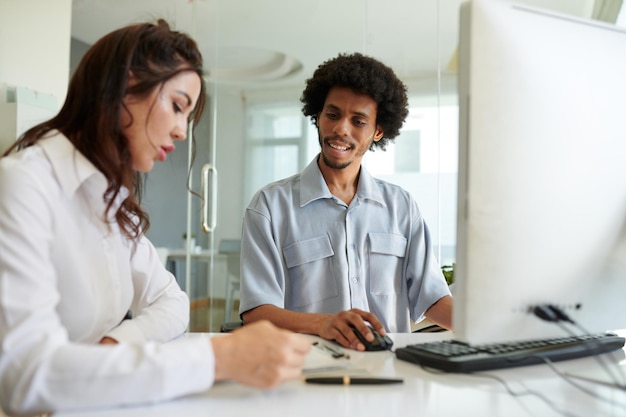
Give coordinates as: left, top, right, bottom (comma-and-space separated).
424, 295, 453, 330
242, 304, 332, 336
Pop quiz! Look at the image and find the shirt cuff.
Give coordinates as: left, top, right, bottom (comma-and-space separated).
106, 319, 147, 344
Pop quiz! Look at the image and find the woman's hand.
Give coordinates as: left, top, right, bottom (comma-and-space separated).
211, 320, 311, 388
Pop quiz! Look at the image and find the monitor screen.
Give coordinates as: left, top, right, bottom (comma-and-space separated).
453, 0, 626, 345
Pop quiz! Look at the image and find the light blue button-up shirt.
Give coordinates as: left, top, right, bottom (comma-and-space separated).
239, 155, 450, 332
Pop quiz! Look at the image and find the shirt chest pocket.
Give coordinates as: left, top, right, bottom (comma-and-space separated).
282, 236, 338, 309
368, 233, 407, 295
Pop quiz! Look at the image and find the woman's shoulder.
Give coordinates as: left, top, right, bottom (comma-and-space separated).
1, 143, 52, 176
0, 141, 59, 199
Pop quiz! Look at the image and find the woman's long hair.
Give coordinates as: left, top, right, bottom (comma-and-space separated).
4, 19, 206, 240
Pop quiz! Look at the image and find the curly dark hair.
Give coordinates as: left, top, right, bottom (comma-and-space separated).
5, 19, 206, 241
300, 52, 409, 151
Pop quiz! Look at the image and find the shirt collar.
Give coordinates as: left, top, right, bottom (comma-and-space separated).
299, 153, 386, 208
38, 131, 129, 212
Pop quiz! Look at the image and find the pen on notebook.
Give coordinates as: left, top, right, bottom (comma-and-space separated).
304, 376, 403, 385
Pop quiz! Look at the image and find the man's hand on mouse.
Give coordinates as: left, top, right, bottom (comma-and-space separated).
318, 308, 386, 351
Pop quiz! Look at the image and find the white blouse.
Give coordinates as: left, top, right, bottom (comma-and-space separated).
0, 133, 214, 415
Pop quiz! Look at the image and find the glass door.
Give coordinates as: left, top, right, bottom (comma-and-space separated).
142, 2, 220, 332
193, 0, 373, 332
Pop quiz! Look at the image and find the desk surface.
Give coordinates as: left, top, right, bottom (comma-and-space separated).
54, 333, 626, 417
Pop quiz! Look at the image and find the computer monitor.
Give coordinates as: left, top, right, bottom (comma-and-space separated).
453, 0, 626, 345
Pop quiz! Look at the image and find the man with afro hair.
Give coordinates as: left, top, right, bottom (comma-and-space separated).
239, 53, 452, 351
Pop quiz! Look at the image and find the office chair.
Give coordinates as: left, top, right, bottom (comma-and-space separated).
218, 239, 241, 323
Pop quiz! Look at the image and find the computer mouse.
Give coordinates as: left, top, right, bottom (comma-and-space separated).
350, 325, 394, 351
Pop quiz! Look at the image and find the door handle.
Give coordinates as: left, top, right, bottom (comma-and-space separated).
201, 163, 218, 232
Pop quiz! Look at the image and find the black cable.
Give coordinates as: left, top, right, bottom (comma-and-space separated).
418, 364, 580, 417
533, 304, 562, 323
529, 302, 626, 415
547, 305, 575, 324
536, 304, 626, 390
540, 356, 626, 412
553, 320, 626, 390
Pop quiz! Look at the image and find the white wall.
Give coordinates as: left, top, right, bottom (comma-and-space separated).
0, 0, 71, 153
0, 2, 71, 414
0, 0, 72, 106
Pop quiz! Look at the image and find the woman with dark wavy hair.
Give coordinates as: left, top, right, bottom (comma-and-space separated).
0, 20, 309, 416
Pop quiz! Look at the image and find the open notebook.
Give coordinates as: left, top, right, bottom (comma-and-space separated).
302, 341, 380, 376
303, 341, 353, 374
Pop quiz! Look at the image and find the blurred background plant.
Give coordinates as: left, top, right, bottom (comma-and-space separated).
441, 263, 455, 286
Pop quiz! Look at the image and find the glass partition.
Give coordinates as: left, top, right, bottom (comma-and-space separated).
182, 0, 462, 331
69, 0, 626, 332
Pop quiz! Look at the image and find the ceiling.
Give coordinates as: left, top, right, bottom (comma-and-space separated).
70, 0, 610, 90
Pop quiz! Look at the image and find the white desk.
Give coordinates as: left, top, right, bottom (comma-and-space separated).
164, 249, 214, 278
165, 249, 220, 274
166, 249, 217, 260
164, 250, 227, 295
54, 333, 626, 417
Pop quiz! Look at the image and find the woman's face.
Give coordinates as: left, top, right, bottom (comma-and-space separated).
121, 70, 202, 172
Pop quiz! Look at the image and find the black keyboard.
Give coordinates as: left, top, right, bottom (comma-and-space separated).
395, 332, 625, 373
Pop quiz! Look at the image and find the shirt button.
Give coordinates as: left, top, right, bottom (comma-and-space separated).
351, 277, 359, 284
